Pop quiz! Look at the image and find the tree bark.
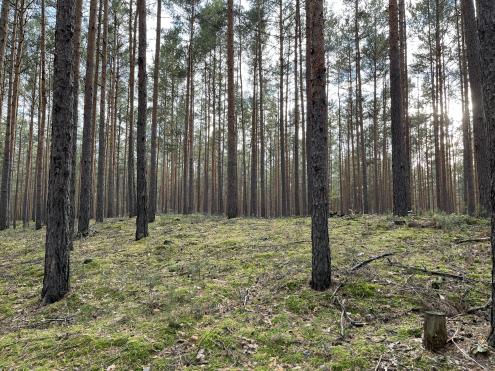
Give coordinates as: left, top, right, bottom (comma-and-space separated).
96, 0, 109, 223
78, 0, 99, 236
226, 0, 238, 218
35, 0, 47, 230
148, 0, 161, 222
477, 0, 495, 347
69, 0, 83, 238
389, 0, 408, 216
135, 0, 148, 240
42, 0, 76, 305
307, 0, 331, 291
462, 0, 490, 215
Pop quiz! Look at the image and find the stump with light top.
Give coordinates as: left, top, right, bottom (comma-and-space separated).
423, 311, 447, 351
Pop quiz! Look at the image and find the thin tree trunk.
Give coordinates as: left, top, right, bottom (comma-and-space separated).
389, 0, 408, 216
149, 0, 161, 222
96, 0, 109, 222
135, 0, 148, 240
78, 0, 99, 236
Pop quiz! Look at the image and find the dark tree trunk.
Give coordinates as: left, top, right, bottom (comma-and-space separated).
96, 0, 109, 223
78, 0, 98, 236
127, 1, 137, 218
462, 0, 490, 216
135, 0, 148, 240
42, 0, 76, 305
23, 64, 38, 226
148, 0, 161, 223
279, 0, 287, 216
0, 0, 10, 87
70, 0, 83, 238
456, 0, 475, 215
389, 0, 408, 216
477, 0, 495, 347
294, 0, 301, 216
307, 0, 331, 291
250, 57, 258, 217
226, 0, 238, 218
35, 0, 47, 230
0, 1, 19, 230
258, 3, 266, 218
354, 0, 368, 214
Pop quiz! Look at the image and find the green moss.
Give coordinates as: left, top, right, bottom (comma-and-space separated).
0, 214, 491, 370
343, 281, 379, 298
397, 326, 422, 340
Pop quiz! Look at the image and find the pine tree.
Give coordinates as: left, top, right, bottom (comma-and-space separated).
42, 0, 77, 305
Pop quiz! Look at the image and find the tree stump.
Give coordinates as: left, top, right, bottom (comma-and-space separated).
423, 311, 447, 351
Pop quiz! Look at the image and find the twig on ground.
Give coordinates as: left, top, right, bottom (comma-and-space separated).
455, 237, 490, 244
338, 298, 346, 339
374, 354, 383, 371
467, 301, 492, 314
387, 260, 474, 282
449, 329, 486, 370
350, 252, 396, 272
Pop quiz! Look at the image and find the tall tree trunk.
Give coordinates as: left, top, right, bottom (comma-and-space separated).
462, 0, 490, 215
42, 0, 76, 305
307, 0, 330, 291
135, 0, 148, 240
389, 0, 408, 216
35, 0, 47, 230
96, 0, 109, 222
477, 0, 495, 346
294, 0, 301, 216
0, 0, 11, 143
70, 0, 83, 237
23, 64, 38, 226
149, 0, 161, 222
250, 54, 258, 216
226, 0, 237, 218
456, 0, 475, 215
127, 0, 137, 218
399, 0, 411, 211
279, 0, 287, 216
0, 0, 21, 230
78, 0, 99, 236
258, 2, 266, 217
354, 0, 368, 214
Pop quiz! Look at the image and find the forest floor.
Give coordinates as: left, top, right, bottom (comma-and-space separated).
0, 214, 494, 370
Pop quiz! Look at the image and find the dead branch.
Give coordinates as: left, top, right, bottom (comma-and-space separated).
467, 300, 492, 314
350, 252, 396, 272
455, 237, 490, 244
387, 260, 473, 282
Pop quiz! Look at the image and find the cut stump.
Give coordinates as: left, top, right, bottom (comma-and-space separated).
423, 311, 447, 351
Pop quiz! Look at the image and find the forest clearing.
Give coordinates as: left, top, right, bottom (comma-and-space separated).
1, 214, 494, 370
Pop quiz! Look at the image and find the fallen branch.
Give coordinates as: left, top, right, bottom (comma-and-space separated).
467, 300, 492, 314
335, 297, 366, 331
449, 329, 486, 370
388, 260, 472, 282
374, 354, 383, 371
350, 252, 396, 272
455, 237, 490, 244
